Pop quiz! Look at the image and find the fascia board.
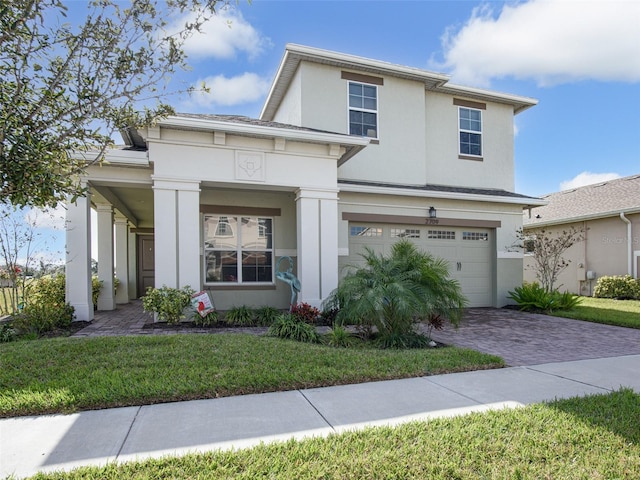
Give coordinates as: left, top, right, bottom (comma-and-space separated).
72, 149, 149, 167
436, 83, 538, 114
339, 182, 547, 207
159, 116, 370, 148
523, 208, 640, 229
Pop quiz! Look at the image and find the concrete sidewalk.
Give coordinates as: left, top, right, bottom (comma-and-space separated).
2, 354, 640, 479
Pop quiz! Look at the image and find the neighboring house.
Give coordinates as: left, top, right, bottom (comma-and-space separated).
523, 174, 640, 295
65, 44, 544, 321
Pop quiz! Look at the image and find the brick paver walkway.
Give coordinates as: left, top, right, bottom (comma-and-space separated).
73, 303, 640, 366
431, 308, 640, 366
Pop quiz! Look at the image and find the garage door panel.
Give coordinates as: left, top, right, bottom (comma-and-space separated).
346, 223, 493, 307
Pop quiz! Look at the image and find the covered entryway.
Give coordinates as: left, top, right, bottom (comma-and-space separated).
345, 223, 493, 307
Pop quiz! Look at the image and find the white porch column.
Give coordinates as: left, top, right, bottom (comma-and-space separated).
127, 230, 137, 300
65, 189, 94, 321
114, 216, 129, 304
295, 188, 339, 308
152, 178, 201, 289
96, 203, 116, 310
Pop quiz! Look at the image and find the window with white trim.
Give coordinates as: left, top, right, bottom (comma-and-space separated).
463, 231, 488, 241
348, 81, 378, 138
459, 107, 482, 157
203, 215, 273, 284
428, 230, 456, 240
350, 226, 382, 237
391, 228, 420, 238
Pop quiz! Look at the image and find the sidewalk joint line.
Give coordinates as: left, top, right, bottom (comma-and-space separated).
523, 366, 612, 393
422, 376, 486, 405
116, 406, 142, 459
297, 390, 336, 431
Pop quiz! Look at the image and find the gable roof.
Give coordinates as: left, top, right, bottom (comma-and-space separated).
524, 174, 640, 227
261, 44, 538, 121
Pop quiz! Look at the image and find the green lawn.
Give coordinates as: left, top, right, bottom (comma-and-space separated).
553, 297, 640, 329
0, 334, 503, 417
27, 388, 640, 479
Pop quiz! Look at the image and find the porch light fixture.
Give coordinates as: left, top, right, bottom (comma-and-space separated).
429, 206, 437, 218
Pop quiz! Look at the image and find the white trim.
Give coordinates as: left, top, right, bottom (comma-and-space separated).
295, 188, 339, 201
346, 80, 379, 140
338, 247, 349, 256
151, 177, 201, 192
339, 183, 546, 206
458, 106, 483, 158
159, 116, 370, 149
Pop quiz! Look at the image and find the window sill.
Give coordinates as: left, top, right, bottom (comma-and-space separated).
458, 155, 483, 161
205, 284, 276, 291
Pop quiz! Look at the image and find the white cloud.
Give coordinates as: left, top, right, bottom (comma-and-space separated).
172, 7, 270, 60
24, 205, 66, 230
190, 72, 271, 107
560, 171, 621, 190
435, 0, 640, 87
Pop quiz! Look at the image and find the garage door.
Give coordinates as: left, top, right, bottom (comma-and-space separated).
345, 223, 493, 307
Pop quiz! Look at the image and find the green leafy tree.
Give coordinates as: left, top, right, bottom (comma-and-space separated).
0, 0, 224, 208
324, 240, 467, 348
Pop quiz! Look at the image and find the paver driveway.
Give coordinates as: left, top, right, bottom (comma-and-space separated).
76, 302, 640, 367
431, 308, 640, 366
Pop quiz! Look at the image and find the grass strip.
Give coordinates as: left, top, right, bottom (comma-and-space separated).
27, 388, 640, 479
553, 297, 640, 329
0, 334, 503, 417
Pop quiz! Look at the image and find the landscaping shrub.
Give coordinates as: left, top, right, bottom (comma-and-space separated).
322, 324, 355, 348
507, 282, 582, 312
224, 306, 256, 326
0, 322, 16, 343
324, 240, 466, 346
255, 306, 281, 326
593, 275, 640, 300
27, 274, 103, 309
142, 285, 195, 324
193, 310, 218, 326
374, 331, 432, 349
268, 313, 320, 343
291, 302, 320, 324
11, 302, 74, 335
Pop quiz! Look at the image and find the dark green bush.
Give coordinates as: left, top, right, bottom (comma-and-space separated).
267, 313, 320, 343
593, 275, 640, 300
508, 283, 582, 312
224, 306, 256, 326
255, 306, 280, 326
374, 331, 433, 349
0, 322, 17, 343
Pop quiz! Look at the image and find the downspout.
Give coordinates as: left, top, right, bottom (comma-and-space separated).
620, 212, 632, 275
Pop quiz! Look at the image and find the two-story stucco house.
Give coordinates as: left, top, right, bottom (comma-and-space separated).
65, 44, 544, 321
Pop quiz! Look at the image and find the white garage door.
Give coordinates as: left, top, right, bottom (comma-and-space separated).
345, 223, 493, 307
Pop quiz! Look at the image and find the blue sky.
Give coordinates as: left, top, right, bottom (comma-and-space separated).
20, 0, 640, 264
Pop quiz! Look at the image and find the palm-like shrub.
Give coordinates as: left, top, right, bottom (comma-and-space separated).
324, 240, 467, 348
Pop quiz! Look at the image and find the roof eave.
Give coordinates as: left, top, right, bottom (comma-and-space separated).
524, 207, 640, 229
339, 182, 547, 206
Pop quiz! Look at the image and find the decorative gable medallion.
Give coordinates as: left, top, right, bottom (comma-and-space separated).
235, 151, 266, 182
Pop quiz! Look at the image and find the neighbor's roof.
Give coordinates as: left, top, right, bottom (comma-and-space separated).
261, 44, 538, 120
524, 174, 640, 227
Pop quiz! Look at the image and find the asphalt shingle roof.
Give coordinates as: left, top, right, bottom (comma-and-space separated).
524, 174, 640, 226
339, 179, 539, 200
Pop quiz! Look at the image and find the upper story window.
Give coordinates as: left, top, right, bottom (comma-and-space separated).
348, 81, 378, 138
459, 107, 482, 157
